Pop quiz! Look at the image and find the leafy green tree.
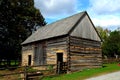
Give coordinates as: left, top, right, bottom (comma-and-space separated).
102, 30, 120, 57
96, 26, 110, 41
96, 26, 120, 58
0, 0, 46, 64
96, 26, 109, 56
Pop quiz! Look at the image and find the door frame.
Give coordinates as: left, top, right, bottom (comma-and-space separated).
56, 53, 63, 74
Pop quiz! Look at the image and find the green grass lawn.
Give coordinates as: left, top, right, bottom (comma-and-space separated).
42, 63, 120, 80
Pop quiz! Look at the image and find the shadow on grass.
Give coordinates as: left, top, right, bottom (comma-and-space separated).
0, 65, 18, 70
102, 66, 107, 68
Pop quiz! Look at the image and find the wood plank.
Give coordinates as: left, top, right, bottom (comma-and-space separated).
47, 41, 67, 47
47, 37, 68, 44
47, 61, 56, 64
70, 65, 101, 71
71, 62, 102, 66
70, 36, 101, 43
46, 45, 68, 50
71, 53, 102, 57
22, 45, 33, 51
70, 50, 101, 54
71, 56, 102, 60
71, 60, 102, 63
70, 44, 100, 50
71, 52, 101, 55
70, 36, 101, 47
47, 56, 56, 59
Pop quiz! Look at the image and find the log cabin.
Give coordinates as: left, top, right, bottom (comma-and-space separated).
21, 11, 102, 73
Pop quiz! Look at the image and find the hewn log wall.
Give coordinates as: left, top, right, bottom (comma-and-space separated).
34, 42, 46, 65
22, 36, 102, 72
69, 36, 102, 71
22, 45, 34, 66
46, 37, 68, 65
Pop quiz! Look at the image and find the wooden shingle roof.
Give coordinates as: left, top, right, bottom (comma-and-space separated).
22, 11, 101, 45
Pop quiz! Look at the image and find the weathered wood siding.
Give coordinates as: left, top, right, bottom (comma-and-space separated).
34, 42, 46, 65
70, 15, 101, 42
69, 36, 102, 71
22, 42, 46, 66
46, 37, 68, 65
22, 45, 34, 66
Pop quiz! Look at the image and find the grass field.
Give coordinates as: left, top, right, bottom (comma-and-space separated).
0, 63, 120, 80
42, 63, 120, 80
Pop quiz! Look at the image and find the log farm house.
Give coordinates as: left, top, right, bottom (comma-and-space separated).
21, 11, 102, 73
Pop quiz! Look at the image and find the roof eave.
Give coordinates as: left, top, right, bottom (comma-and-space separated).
21, 34, 68, 46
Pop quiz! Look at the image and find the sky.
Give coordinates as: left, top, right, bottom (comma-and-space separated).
34, 0, 120, 31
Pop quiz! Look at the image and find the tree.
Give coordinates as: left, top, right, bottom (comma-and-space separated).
0, 0, 46, 65
102, 30, 120, 57
96, 26, 110, 42
96, 26, 109, 56
96, 26, 120, 58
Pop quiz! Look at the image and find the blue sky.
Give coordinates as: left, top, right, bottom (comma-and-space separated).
34, 0, 120, 31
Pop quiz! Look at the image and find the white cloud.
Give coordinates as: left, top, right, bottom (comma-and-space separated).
87, 0, 120, 30
34, 0, 77, 18
34, 0, 120, 30
89, 0, 120, 14
92, 15, 120, 27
